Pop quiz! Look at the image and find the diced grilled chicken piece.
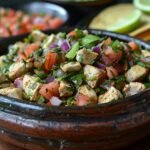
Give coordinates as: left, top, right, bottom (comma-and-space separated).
123, 82, 145, 96
42, 34, 56, 50
141, 50, 150, 58
76, 48, 98, 65
9, 62, 26, 80
59, 81, 73, 97
31, 30, 47, 42
83, 30, 88, 35
0, 73, 8, 83
78, 85, 97, 104
23, 75, 41, 101
15, 42, 27, 50
84, 65, 106, 88
0, 55, 5, 67
0, 83, 14, 89
60, 61, 82, 72
0, 87, 23, 99
34, 57, 44, 68
8, 42, 27, 55
125, 65, 148, 82
9, 61, 33, 80
25, 61, 33, 70
98, 87, 122, 104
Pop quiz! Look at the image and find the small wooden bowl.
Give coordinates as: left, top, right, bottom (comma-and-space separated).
0, 29, 150, 150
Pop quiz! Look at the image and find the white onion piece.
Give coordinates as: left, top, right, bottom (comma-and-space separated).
50, 96, 62, 106
33, 17, 44, 24
141, 57, 150, 63
57, 39, 64, 46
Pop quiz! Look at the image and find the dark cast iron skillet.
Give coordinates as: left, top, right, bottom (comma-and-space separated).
0, 28, 150, 150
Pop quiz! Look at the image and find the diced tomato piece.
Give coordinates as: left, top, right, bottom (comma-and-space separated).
46, 101, 52, 106
34, 24, 47, 30
44, 14, 52, 22
103, 47, 122, 65
44, 52, 58, 71
22, 15, 30, 24
17, 53, 26, 61
103, 37, 112, 47
49, 81, 59, 96
113, 64, 124, 74
75, 93, 90, 106
57, 53, 66, 64
21, 15, 30, 31
106, 66, 118, 79
9, 23, 28, 36
49, 18, 63, 29
39, 81, 59, 100
128, 41, 139, 51
26, 24, 34, 32
23, 43, 39, 58
39, 87, 53, 100
67, 30, 77, 38
0, 26, 10, 37
7, 9, 15, 17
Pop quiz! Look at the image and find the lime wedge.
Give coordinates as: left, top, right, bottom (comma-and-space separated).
89, 4, 142, 33
134, 0, 150, 13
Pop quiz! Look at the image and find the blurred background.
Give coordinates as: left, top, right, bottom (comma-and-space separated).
0, 0, 149, 41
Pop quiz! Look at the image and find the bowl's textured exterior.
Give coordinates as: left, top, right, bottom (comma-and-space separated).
0, 29, 150, 150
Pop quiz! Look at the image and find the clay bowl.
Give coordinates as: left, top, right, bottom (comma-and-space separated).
0, 29, 150, 150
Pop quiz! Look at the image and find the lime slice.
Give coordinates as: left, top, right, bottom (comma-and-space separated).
89, 4, 142, 33
134, 0, 150, 13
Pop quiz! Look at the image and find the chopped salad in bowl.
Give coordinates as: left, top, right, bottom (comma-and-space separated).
0, 29, 150, 106
0, 7, 64, 37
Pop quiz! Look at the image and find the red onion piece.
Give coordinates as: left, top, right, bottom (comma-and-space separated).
60, 40, 70, 52
101, 55, 112, 65
92, 46, 100, 53
46, 75, 54, 83
96, 63, 106, 69
49, 43, 58, 49
50, 96, 62, 106
141, 57, 150, 63
14, 78, 23, 88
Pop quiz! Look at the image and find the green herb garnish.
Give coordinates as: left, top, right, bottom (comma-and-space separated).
81, 34, 100, 46
66, 42, 79, 60
37, 96, 45, 104
111, 40, 123, 52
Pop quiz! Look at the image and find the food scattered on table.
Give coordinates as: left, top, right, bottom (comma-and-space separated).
0, 29, 149, 106
0, 7, 64, 37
